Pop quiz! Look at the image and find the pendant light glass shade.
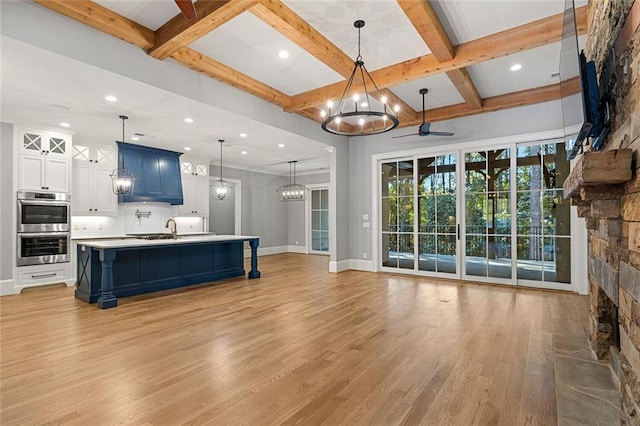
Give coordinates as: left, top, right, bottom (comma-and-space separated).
320, 20, 399, 136
111, 115, 135, 195
211, 139, 232, 200
277, 160, 306, 201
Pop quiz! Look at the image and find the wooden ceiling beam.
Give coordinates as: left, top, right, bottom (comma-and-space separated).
171, 47, 290, 108
32, 0, 155, 49
149, 0, 260, 60
396, 0, 454, 62
287, 5, 587, 112
400, 81, 569, 129
249, 0, 354, 78
396, 0, 483, 110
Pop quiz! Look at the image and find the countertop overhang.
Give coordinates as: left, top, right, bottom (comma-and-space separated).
76, 234, 259, 249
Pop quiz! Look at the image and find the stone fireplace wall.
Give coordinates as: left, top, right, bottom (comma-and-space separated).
585, 0, 640, 423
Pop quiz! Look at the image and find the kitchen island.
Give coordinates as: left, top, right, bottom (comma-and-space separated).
75, 235, 260, 309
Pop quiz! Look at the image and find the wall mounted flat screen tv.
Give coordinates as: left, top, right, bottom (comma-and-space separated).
560, 0, 603, 160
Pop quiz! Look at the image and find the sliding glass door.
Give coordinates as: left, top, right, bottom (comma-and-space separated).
378, 139, 573, 290
381, 153, 459, 277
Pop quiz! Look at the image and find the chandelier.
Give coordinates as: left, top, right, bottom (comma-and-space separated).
211, 139, 232, 200
277, 160, 306, 201
320, 20, 400, 136
110, 115, 135, 195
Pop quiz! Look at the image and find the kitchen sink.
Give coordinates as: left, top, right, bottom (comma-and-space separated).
128, 233, 176, 240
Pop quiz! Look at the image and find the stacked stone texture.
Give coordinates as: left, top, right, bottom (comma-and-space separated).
585, 0, 640, 423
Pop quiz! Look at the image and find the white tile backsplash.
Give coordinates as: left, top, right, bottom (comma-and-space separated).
72, 203, 205, 238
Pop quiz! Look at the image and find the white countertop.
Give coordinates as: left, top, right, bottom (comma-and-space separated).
75, 234, 259, 249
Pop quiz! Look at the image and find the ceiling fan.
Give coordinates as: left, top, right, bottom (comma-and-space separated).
392, 88, 455, 138
175, 0, 197, 19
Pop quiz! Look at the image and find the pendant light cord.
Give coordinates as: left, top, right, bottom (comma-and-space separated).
218, 139, 224, 182
120, 115, 128, 168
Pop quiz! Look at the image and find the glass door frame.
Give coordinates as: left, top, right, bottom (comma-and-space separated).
372, 136, 582, 293
376, 149, 463, 280
306, 183, 330, 255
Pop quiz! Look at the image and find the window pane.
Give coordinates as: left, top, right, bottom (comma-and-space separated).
398, 161, 414, 197
436, 234, 457, 274
382, 233, 397, 268
418, 196, 436, 233
418, 157, 436, 195
516, 191, 542, 235
436, 194, 456, 233
312, 211, 320, 230
398, 233, 414, 270
466, 193, 486, 234
493, 192, 511, 234
312, 230, 321, 251
466, 235, 487, 277
312, 189, 320, 208
320, 189, 329, 209
418, 234, 436, 272
398, 197, 414, 233
320, 232, 329, 252
320, 211, 329, 231
381, 162, 397, 197
489, 236, 511, 279
517, 236, 543, 281
381, 197, 397, 232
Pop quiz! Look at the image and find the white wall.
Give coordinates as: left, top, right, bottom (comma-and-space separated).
0, 122, 14, 281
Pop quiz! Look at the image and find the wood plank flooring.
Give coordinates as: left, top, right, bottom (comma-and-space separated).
1, 253, 590, 425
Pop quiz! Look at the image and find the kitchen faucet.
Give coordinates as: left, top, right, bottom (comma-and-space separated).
165, 218, 177, 239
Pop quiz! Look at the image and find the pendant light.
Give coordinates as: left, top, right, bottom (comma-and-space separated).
277, 160, 306, 201
320, 20, 400, 136
211, 139, 232, 200
110, 115, 135, 195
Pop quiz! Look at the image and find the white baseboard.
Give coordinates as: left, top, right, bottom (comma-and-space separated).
349, 259, 374, 272
287, 245, 308, 254
0, 279, 16, 296
329, 260, 351, 273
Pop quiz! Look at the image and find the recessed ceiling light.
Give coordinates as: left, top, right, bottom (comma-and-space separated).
279, 50, 289, 59
239, 133, 247, 138
105, 95, 117, 102
510, 64, 522, 71
131, 136, 139, 141
59, 122, 70, 128
241, 150, 247, 155
184, 117, 194, 123
278, 143, 285, 148
184, 147, 192, 151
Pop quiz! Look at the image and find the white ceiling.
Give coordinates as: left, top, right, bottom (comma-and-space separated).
1, 0, 588, 175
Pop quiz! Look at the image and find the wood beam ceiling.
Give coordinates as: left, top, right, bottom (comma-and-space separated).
149, 0, 260, 60
32, 0, 154, 50
31, 1, 587, 131
397, 0, 483, 111
248, 0, 417, 122
286, 6, 587, 112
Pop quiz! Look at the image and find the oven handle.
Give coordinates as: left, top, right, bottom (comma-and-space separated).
17, 232, 70, 238
18, 200, 70, 207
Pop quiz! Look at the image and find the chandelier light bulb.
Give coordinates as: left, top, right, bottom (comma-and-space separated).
361, 101, 368, 107
380, 95, 388, 104
352, 93, 360, 102
394, 105, 400, 113
335, 117, 341, 124
327, 100, 334, 108
320, 110, 327, 118
359, 118, 365, 126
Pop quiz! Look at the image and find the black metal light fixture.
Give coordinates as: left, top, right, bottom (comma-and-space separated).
277, 160, 306, 201
110, 115, 135, 195
211, 139, 232, 200
320, 20, 400, 136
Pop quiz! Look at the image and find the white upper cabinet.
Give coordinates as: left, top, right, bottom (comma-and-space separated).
71, 143, 117, 216
179, 159, 209, 217
17, 129, 71, 193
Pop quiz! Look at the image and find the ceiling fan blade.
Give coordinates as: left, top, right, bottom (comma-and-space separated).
428, 131, 455, 136
175, 0, 197, 19
391, 133, 420, 139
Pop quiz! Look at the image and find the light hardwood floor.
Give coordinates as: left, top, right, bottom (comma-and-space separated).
1, 253, 590, 425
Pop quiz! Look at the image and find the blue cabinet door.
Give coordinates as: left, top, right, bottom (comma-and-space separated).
117, 142, 183, 204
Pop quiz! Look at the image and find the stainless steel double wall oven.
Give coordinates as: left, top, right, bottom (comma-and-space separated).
17, 191, 71, 266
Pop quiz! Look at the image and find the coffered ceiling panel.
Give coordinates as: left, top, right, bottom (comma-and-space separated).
93, 0, 178, 31
282, 0, 431, 70
430, 0, 586, 45
190, 11, 344, 95
389, 74, 465, 112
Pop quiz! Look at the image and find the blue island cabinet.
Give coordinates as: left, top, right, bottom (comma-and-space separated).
75, 237, 260, 309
